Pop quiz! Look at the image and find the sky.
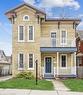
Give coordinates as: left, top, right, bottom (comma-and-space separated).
0, 0, 83, 55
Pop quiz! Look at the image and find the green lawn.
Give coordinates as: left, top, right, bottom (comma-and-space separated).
63, 79, 83, 92
0, 78, 54, 90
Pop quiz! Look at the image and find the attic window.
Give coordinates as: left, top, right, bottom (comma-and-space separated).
23, 15, 29, 21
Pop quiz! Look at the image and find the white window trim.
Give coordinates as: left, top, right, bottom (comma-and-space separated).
28, 53, 34, 70
18, 52, 24, 70
23, 15, 29, 21
27, 26, 35, 42
60, 29, 67, 46
18, 25, 25, 42
50, 31, 57, 47
60, 54, 67, 69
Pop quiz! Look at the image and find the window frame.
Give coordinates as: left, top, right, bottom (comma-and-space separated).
28, 25, 34, 42
60, 54, 67, 69
18, 25, 25, 42
51, 31, 57, 47
28, 53, 34, 70
60, 29, 67, 46
18, 52, 24, 70
23, 15, 29, 21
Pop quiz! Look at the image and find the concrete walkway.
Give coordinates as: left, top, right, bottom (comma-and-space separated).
52, 79, 70, 91
0, 76, 12, 82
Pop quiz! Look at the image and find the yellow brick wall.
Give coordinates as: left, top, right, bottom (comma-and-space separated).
41, 21, 76, 47
12, 6, 42, 77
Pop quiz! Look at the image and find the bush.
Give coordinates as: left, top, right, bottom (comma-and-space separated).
16, 71, 34, 79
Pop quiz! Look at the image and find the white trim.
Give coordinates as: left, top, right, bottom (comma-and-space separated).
74, 52, 76, 75
44, 56, 53, 74
27, 26, 35, 42
18, 52, 24, 70
57, 52, 59, 75
60, 54, 67, 69
28, 53, 34, 70
60, 29, 67, 46
23, 15, 29, 21
50, 31, 57, 47
18, 25, 25, 42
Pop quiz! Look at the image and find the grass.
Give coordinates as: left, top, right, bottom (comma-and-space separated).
62, 78, 83, 92
0, 78, 54, 90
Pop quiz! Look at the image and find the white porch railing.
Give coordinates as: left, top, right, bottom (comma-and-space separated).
58, 67, 76, 75
41, 66, 76, 77
40, 37, 76, 47
41, 67, 44, 77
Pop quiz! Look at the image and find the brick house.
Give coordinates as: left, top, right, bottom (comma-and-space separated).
5, 3, 81, 79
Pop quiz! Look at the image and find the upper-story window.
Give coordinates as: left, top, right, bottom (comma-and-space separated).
23, 15, 29, 21
18, 25, 25, 42
28, 26, 34, 42
61, 30, 67, 46
51, 32, 56, 47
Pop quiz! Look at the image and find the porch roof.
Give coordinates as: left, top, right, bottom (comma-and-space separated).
40, 47, 77, 53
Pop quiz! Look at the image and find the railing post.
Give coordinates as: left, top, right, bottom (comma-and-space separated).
57, 52, 59, 77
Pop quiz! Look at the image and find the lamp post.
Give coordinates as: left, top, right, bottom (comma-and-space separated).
35, 60, 38, 85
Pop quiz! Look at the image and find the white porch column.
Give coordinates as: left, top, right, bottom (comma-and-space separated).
74, 52, 76, 75
71, 52, 76, 75
57, 52, 59, 76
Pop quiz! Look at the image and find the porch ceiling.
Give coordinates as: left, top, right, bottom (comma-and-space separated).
40, 47, 77, 53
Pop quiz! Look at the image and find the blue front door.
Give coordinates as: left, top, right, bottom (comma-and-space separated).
45, 57, 52, 73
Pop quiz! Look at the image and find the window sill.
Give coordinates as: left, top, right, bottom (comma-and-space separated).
60, 67, 67, 69
18, 68, 24, 71
28, 68, 34, 70
27, 40, 35, 43
18, 40, 25, 43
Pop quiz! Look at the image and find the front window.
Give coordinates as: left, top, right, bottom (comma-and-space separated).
18, 26, 25, 42
61, 55, 67, 68
51, 32, 56, 47
61, 30, 67, 45
18, 53, 24, 69
28, 53, 34, 69
28, 26, 34, 42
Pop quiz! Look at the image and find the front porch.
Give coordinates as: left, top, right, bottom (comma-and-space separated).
41, 52, 76, 79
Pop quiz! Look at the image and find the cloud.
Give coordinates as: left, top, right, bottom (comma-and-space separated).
0, 22, 12, 36
23, 0, 35, 4
77, 22, 83, 30
0, 42, 12, 56
23, 0, 80, 10
78, 14, 83, 18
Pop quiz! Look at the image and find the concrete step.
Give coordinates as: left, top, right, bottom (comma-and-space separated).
44, 74, 54, 79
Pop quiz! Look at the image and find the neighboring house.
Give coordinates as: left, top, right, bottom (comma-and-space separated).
76, 30, 83, 78
5, 3, 81, 79
0, 50, 12, 76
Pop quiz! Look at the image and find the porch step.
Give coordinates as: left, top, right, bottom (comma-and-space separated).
44, 74, 54, 79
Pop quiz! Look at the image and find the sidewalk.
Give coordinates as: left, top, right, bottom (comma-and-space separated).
0, 89, 83, 95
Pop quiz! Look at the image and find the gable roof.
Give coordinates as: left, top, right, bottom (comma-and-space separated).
0, 50, 11, 64
5, 3, 46, 15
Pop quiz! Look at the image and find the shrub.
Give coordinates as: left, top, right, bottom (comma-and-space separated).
16, 71, 34, 79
